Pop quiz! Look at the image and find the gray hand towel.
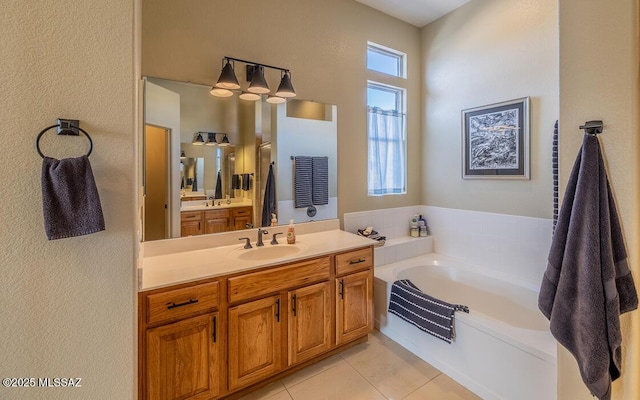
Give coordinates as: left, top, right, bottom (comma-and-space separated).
538, 134, 638, 400
311, 156, 329, 205
41, 155, 105, 240
261, 164, 276, 227
294, 156, 312, 208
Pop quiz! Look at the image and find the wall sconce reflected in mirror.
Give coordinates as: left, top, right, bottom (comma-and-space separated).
219, 134, 230, 147
180, 150, 186, 159
192, 132, 205, 145
211, 56, 296, 104
205, 132, 217, 146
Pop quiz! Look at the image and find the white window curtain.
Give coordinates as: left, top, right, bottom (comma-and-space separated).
367, 106, 406, 195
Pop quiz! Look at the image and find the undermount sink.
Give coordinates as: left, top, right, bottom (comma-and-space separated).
234, 244, 304, 261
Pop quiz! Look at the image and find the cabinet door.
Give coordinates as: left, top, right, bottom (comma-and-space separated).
336, 269, 373, 345
288, 281, 332, 365
204, 217, 228, 234
146, 313, 219, 400
228, 295, 282, 391
181, 220, 202, 237
231, 207, 252, 230
232, 215, 252, 231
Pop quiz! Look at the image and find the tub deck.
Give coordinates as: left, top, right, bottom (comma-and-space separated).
374, 253, 557, 400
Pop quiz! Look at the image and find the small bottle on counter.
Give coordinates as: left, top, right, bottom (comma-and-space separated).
419, 221, 427, 237
287, 219, 296, 244
271, 213, 278, 227
410, 214, 419, 237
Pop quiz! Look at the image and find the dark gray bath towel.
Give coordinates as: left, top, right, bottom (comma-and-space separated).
261, 163, 276, 227
538, 134, 638, 400
41, 155, 105, 240
214, 170, 222, 199
311, 156, 329, 205
389, 279, 468, 343
294, 156, 312, 208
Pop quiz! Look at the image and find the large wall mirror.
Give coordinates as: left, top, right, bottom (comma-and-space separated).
142, 77, 338, 242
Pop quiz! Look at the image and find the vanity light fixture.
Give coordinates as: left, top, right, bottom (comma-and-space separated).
192, 132, 205, 145
211, 56, 296, 102
214, 59, 241, 90
218, 134, 231, 146
205, 132, 218, 146
180, 150, 186, 159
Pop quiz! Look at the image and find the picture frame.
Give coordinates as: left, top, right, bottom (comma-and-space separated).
462, 97, 530, 179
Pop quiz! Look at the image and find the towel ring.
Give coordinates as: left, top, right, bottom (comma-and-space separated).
36, 124, 93, 159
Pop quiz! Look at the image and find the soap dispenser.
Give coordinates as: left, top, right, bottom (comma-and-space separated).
287, 220, 296, 244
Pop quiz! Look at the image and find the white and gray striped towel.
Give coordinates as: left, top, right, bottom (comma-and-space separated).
388, 279, 468, 343
294, 156, 313, 208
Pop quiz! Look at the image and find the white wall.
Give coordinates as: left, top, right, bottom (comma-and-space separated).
0, 1, 136, 399
421, 0, 559, 219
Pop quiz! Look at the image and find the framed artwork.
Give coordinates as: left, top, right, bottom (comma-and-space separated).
462, 97, 530, 179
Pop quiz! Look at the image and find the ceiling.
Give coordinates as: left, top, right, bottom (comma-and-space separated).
355, 0, 470, 27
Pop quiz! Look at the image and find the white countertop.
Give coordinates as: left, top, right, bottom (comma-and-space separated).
180, 201, 252, 212
139, 230, 374, 292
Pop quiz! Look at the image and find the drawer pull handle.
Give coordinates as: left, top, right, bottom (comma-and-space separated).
166, 298, 199, 310
292, 294, 297, 317
349, 258, 366, 265
339, 280, 344, 299
275, 299, 281, 322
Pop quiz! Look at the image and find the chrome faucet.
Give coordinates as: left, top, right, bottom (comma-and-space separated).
256, 229, 269, 247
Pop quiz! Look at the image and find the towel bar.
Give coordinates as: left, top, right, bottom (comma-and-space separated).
36, 119, 93, 158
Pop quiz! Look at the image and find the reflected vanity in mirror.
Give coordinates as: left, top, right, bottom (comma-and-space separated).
142, 77, 338, 242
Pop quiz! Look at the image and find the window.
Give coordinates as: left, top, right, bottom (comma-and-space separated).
367, 82, 406, 196
367, 42, 406, 78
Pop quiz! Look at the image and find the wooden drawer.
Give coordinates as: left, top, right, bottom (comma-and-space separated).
228, 257, 330, 303
181, 210, 203, 221
335, 247, 373, 276
205, 209, 229, 219
146, 281, 219, 325
231, 207, 252, 217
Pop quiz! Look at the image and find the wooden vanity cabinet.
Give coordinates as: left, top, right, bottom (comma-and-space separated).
140, 280, 222, 400
335, 248, 374, 345
181, 206, 252, 236
139, 246, 373, 400
231, 206, 252, 231
228, 294, 283, 391
204, 209, 230, 234
181, 211, 203, 237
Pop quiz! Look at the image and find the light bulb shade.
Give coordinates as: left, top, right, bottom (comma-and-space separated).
205, 133, 217, 146
210, 87, 233, 97
247, 66, 270, 94
219, 134, 230, 146
193, 133, 205, 145
275, 72, 296, 98
215, 61, 240, 90
180, 150, 186, 159
239, 91, 261, 101
266, 95, 286, 104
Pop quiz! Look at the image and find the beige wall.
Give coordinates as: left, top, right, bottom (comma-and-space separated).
0, 1, 136, 400
559, 1, 639, 399
421, 0, 559, 218
141, 0, 422, 219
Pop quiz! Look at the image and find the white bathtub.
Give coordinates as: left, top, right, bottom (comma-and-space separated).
374, 253, 557, 400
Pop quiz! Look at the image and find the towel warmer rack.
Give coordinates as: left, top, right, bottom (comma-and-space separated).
36, 119, 93, 158
579, 120, 603, 135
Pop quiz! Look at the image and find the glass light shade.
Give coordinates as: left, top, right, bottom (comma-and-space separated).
239, 91, 261, 101
266, 95, 286, 104
210, 87, 233, 97
180, 150, 186, 159
215, 61, 240, 90
219, 134, 231, 146
247, 66, 270, 94
192, 133, 205, 145
275, 72, 296, 98
205, 133, 217, 146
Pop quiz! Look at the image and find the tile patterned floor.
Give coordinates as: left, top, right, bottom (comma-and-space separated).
239, 330, 480, 400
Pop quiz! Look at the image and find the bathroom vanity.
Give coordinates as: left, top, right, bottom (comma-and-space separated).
180, 205, 253, 236
138, 230, 374, 399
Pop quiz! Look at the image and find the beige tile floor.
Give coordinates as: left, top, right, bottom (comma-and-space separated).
239, 330, 480, 400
